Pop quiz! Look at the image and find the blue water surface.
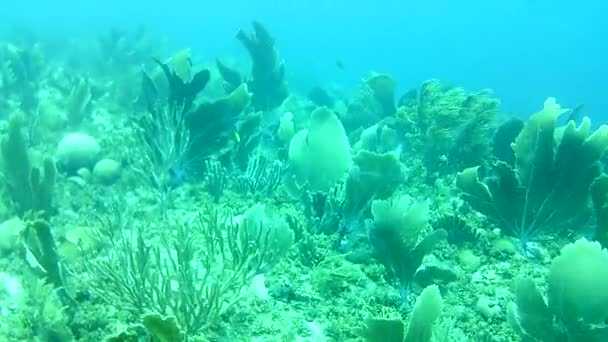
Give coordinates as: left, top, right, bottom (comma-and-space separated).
2, 0, 606, 120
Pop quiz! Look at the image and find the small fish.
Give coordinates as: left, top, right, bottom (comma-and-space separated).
335, 59, 345, 70
234, 131, 241, 143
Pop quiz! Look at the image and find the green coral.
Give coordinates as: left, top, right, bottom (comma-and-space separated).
342, 150, 405, 223
66, 76, 93, 127
240, 203, 295, 270
353, 122, 400, 154
358, 285, 443, 342
591, 174, 608, 247
236, 21, 288, 110
215, 58, 243, 93
344, 73, 397, 131
186, 82, 252, 159
508, 238, 608, 341
7, 278, 73, 341
1, 114, 56, 217
0, 42, 44, 114
457, 98, 608, 243
312, 257, 366, 297
21, 216, 66, 294
104, 313, 183, 342
369, 195, 446, 292
142, 313, 184, 342
289, 106, 351, 192
397, 79, 498, 182
88, 206, 293, 336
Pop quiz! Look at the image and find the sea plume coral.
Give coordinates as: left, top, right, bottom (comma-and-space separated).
86, 205, 293, 335
398, 79, 498, 182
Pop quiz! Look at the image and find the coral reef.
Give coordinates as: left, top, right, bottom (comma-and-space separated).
1, 21, 606, 342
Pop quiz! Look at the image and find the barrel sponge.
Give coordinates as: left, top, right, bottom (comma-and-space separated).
288, 107, 351, 191
56, 133, 100, 171
548, 238, 608, 326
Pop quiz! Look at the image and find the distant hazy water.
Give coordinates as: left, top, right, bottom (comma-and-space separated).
1, 0, 606, 121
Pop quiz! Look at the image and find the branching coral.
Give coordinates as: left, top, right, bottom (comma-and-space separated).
457, 98, 608, 244
132, 53, 210, 203
20, 214, 67, 297
216, 58, 243, 94
342, 150, 405, 225
66, 76, 93, 127
203, 159, 228, 203
93, 28, 164, 106
0, 42, 44, 114
397, 79, 498, 182
186, 82, 252, 160
1, 114, 55, 217
134, 48, 255, 209
87, 205, 293, 336
236, 21, 288, 110
344, 73, 397, 131
236, 152, 283, 199
6, 278, 72, 341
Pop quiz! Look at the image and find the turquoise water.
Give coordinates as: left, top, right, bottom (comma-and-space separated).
3, 0, 607, 117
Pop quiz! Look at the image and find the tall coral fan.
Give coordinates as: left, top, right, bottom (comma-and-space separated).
457, 98, 608, 244
237, 21, 288, 110
344, 73, 397, 131
369, 195, 446, 293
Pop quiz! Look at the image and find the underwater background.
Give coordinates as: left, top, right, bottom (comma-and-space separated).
2, 0, 607, 117
1, 0, 608, 341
